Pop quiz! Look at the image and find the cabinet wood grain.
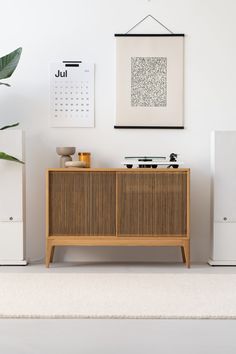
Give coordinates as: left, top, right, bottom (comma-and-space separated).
49, 171, 116, 236
117, 172, 187, 236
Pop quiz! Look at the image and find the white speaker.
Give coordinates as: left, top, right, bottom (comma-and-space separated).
0, 130, 27, 265
209, 131, 236, 265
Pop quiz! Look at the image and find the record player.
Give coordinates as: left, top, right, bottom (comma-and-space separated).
122, 153, 183, 169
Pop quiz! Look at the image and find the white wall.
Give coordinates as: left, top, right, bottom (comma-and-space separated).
1, 0, 236, 263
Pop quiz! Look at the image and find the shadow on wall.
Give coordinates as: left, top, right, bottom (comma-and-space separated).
189, 163, 211, 262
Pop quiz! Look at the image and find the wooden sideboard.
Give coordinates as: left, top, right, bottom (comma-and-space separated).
46, 168, 190, 267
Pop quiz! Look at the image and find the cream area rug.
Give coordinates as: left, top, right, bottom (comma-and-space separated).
0, 273, 236, 319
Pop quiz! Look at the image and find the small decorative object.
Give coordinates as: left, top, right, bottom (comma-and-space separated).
114, 15, 184, 129
50, 61, 94, 127
65, 161, 86, 168
78, 152, 91, 168
56, 147, 75, 167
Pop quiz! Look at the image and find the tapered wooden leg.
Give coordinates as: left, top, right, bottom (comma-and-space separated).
46, 242, 54, 268
181, 246, 186, 263
182, 240, 190, 268
50, 246, 55, 263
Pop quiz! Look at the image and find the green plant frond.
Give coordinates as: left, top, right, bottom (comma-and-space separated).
0, 82, 10, 87
0, 47, 22, 80
0, 122, 19, 130
0, 151, 24, 164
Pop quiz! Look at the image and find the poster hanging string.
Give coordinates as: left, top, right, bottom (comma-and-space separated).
126, 14, 174, 34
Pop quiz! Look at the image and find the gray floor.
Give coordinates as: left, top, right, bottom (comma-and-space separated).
0, 319, 236, 354
0, 263, 236, 354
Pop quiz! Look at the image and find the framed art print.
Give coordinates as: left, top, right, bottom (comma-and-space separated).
114, 34, 184, 128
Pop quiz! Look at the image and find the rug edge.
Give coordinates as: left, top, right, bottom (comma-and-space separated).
0, 314, 236, 320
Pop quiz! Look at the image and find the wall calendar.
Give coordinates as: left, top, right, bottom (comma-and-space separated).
50, 61, 94, 127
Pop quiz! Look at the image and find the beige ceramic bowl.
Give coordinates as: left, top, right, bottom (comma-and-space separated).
65, 161, 86, 168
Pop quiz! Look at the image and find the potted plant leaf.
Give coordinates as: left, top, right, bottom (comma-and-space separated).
0, 47, 23, 164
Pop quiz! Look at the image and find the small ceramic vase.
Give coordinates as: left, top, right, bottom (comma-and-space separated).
56, 147, 76, 168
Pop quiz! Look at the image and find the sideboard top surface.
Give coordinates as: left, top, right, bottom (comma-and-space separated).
47, 168, 190, 173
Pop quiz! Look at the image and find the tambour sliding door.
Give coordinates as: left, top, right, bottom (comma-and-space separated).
49, 171, 116, 236
116, 171, 187, 236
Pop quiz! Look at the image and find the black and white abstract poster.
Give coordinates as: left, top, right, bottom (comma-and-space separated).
115, 34, 184, 128
131, 56, 167, 107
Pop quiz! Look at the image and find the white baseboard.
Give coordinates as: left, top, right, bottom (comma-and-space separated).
208, 258, 236, 266
0, 259, 28, 266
